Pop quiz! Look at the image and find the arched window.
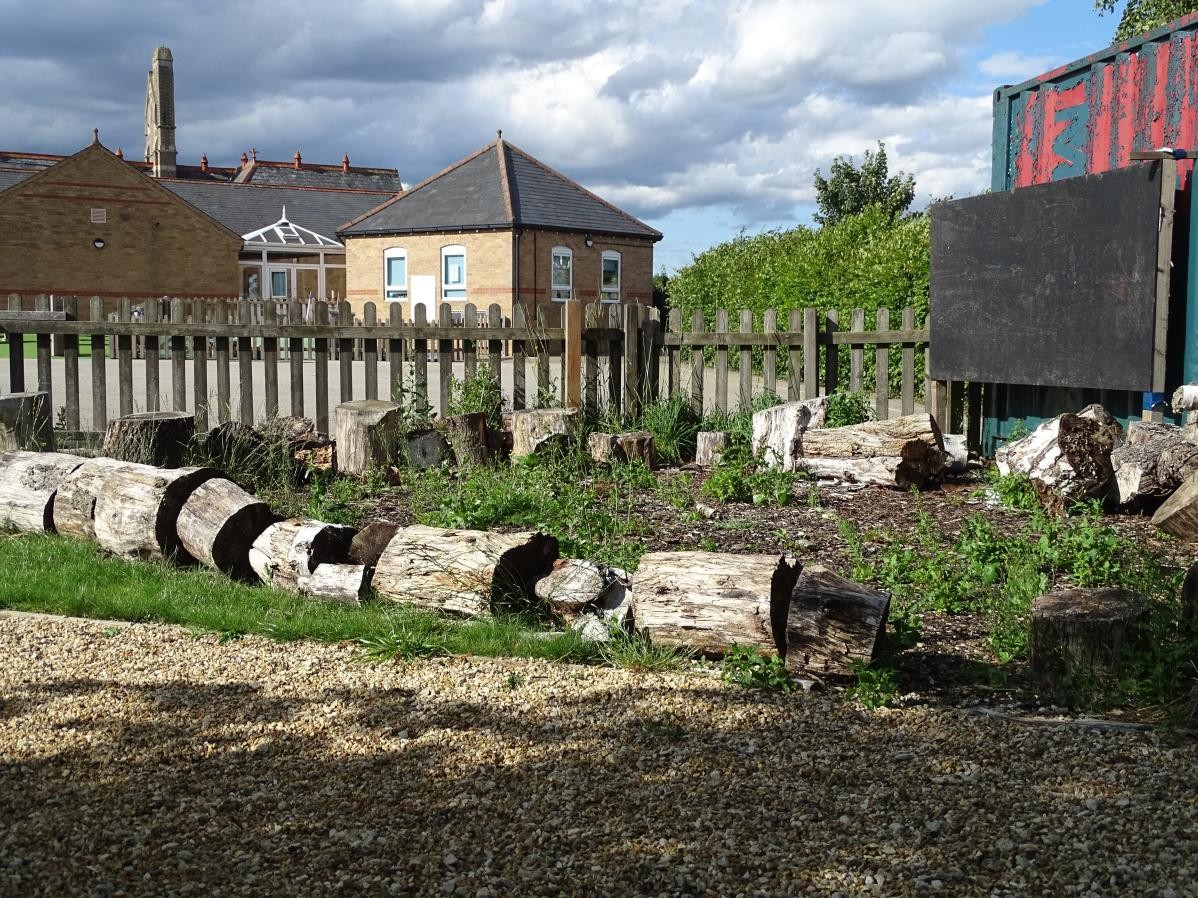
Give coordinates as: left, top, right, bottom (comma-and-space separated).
441, 244, 467, 301
551, 246, 573, 301
600, 250, 621, 301
383, 247, 407, 300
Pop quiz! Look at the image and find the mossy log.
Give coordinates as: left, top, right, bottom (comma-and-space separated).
1029, 587, 1143, 692
102, 411, 195, 468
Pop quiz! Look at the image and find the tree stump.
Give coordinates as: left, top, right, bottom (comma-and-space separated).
793, 413, 946, 489
176, 478, 278, 579
335, 400, 401, 476
751, 397, 828, 470
248, 518, 357, 591
1029, 587, 1144, 691
695, 431, 731, 467
349, 521, 402, 568
298, 563, 372, 605
588, 431, 657, 467
373, 524, 559, 617
404, 430, 452, 470
634, 551, 803, 655
0, 450, 85, 532
1111, 421, 1198, 511
102, 411, 195, 467
442, 412, 491, 466
510, 408, 580, 460
52, 457, 219, 561
784, 564, 890, 676
0, 391, 53, 451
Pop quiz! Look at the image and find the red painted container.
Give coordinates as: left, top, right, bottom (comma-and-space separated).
992, 12, 1198, 191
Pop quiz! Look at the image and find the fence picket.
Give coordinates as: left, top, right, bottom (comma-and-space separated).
314, 301, 330, 433
762, 308, 776, 400
238, 303, 254, 424
824, 309, 839, 397
511, 305, 526, 411
90, 297, 107, 432
850, 307, 864, 393
439, 303, 453, 415
739, 308, 752, 412
787, 309, 802, 400
363, 302, 378, 400
875, 308, 890, 421
171, 300, 186, 413
606, 304, 621, 413
262, 300, 278, 417
623, 303, 641, 419
118, 298, 133, 417
192, 299, 209, 431
488, 304, 503, 376
339, 300, 354, 403
690, 310, 705, 414
463, 303, 478, 381
714, 308, 729, 414
63, 296, 80, 432
7, 294, 24, 393
389, 303, 404, 403
536, 307, 552, 408
144, 297, 160, 413
667, 308, 681, 399
901, 306, 915, 415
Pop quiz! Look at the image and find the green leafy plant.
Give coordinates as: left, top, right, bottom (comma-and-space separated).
721, 645, 798, 692
848, 661, 899, 709
632, 395, 702, 464
700, 441, 797, 506
504, 672, 526, 690
825, 390, 873, 428
984, 468, 1041, 511
448, 363, 505, 429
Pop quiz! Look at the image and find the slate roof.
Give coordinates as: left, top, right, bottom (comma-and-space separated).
244, 162, 401, 192
0, 169, 31, 192
341, 139, 661, 241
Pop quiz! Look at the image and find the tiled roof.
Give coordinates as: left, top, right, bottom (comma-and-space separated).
245, 163, 401, 192
341, 139, 661, 241
0, 169, 32, 192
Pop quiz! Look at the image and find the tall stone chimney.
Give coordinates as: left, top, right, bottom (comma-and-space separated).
144, 46, 177, 178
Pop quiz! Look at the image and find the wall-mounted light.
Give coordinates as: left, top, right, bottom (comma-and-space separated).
92, 237, 106, 250
584, 233, 594, 248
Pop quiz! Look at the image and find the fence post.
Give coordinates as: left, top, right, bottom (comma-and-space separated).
623, 303, 641, 420
738, 308, 753, 412
966, 382, 983, 453
762, 308, 776, 400
314, 300, 330, 434
118, 297, 133, 417
584, 303, 600, 416
63, 296, 80, 432
823, 309, 839, 397
849, 307, 864, 393
901, 306, 915, 415
714, 308, 729, 414
802, 308, 817, 399
563, 299, 584, 410
689, 310, 705, 416
511, 305, 526, 411
238, 303, 254, 424
289, 300, 304, 418
875, 308, 890, 421
389, 302, 405, 404
363, 302, 379, 401
6, 294, 24, 393
171, 299, 187, 414
192, 299, 209, 431
463, 303, 478, 382
145, 297, 160, 413
91, 297, 107, 433
439, 303, 454, 416
339, 300, 354, 403
262, 300, 278, 418
640, 306, 658, 406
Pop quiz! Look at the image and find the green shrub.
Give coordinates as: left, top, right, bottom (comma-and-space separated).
448, 363, 505, 429
700, 442, 797, 506
849, 662, 899, 709
632, 395, 702, 464
721, 645, 797, 692
825, 391, 873, 428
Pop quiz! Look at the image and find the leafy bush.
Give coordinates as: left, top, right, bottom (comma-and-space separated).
448, 363, 505, 429
700, 442, 797, 506
631, 395, 702, 464
721, 645, 797, 692
849, 662, 899, 708
825, 391, 873, 428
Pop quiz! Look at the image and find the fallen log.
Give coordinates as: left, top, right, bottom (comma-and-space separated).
634, 551, 802, 655
0, 391, 53, 451
535, 558, 621, 623
1029, 587, 1143, 692
52, 457, 219, 561
373, 524, 559, 616
176, 478, 277, 579
793, 413, 946, 489
0, 450, 85, 532
751, 397, 828, 470
695, 431, 730, 467
298, 563, 372, 605
587, 431, 657, 467
1111, 421, 1198, 511
996, 404, 1122, 511
335, 400, 402, 476
510, 409, 580, 460
248, 518, 357, 591
102, 411, 195, 467
349, 521, 402, 568
785, 564, 890, 676
1151, 472, 1198, 539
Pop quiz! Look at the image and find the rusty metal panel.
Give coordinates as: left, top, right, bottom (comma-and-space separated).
993, 12, 1198, 192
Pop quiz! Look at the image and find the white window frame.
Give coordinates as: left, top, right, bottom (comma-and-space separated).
550, 246, 573, 301
383, 247, 408, 301
600, 250, 621, 302
441, 244, 467, 302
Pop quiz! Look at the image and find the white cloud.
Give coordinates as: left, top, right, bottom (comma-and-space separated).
978, 49, 1055, 79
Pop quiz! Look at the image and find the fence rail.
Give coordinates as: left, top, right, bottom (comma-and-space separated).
1, 293, 950, 442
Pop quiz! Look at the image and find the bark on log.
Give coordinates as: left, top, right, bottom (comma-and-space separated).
373, 524, 560, 616
176, 478, 278, 579
335, 400, 401, 476
996, 404, 1123, 512
793, 413, 946, 489
587, 431, 657, 467
264, 415, 323, 449
634, 551, 802, 655
0, 391, 53, 451
1029, 587, 1143, 691
1150, 472, 1198, 539
751, 398, 828, 470
349, 521, 402, 568
248, 518, 357, 591
510, 409, 580, 460
102, 411, 195, 468
784, 564, 890, 676
695, 431, 731, 467
1111, 421, 1198, 510
0, 450, 85, 532
52, 457, 219, 561
298, 563, 372, 605
442, 412, 492, 467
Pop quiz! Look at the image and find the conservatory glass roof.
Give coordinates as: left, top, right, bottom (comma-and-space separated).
242, 207, 342, 249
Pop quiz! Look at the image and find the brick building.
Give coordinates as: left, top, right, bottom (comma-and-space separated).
340, 134, 662, 321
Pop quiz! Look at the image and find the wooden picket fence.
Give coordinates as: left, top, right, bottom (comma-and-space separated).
0, 294, 951, 441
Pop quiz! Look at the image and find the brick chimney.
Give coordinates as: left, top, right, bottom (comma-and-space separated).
293, 150, 302, 170
144, 47, 177, 178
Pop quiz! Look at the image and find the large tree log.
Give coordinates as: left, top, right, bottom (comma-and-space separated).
298, 563, 372, 605
1111, 421, 1198, 511
751, 397, 828, 470
634, 551, 802, 655
53, 457, 219, 561
349, 521, 402, 568
510, 409, 580, 460
373, 525, 559, 616
996, 404, 1123, 511
248, 518, 357, 591
0, 450, 85, 532
176, 478, 277, 579
442, 413, 491, 466
535, 558, 617, 622
785, 564, 890, 676
792, 413, 946, 489
695, 431, 731, 467
335, 400, 401, 476
1151, 471, 1198, 539
102, 411, 195, 467
0, 391, 53, 451
1029, 587, 1143, 691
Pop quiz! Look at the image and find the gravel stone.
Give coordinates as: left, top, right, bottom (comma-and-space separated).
2, 611, 1198, 897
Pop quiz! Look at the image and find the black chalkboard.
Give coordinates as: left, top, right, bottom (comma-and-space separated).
929, 165, 1168, 391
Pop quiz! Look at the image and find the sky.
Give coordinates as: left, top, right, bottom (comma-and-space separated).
0, 0, 1123, 271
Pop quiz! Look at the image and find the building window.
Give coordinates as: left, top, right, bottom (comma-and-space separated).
551, 246, 573, 300
601, 250, 621, 301
384, 247, 408, 300
442, 245, 467, 301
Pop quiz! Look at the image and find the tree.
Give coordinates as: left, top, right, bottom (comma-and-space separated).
812, 142, 915, 228
1095, 0, 1198, 40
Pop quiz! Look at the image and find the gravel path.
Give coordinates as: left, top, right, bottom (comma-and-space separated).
2, 613, 1196, 898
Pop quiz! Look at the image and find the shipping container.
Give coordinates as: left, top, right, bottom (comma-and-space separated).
982, 13, 1198, 454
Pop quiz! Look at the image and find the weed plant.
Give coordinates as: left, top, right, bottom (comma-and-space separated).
825, 390, 873, 427
598, 628, 695, 672
448, 363, 505, 428
720, 645, 798, 692
701, 441, 797, 506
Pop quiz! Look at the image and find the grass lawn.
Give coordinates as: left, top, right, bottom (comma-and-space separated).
0, 532, 599, 663
0, 333, 99, 359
